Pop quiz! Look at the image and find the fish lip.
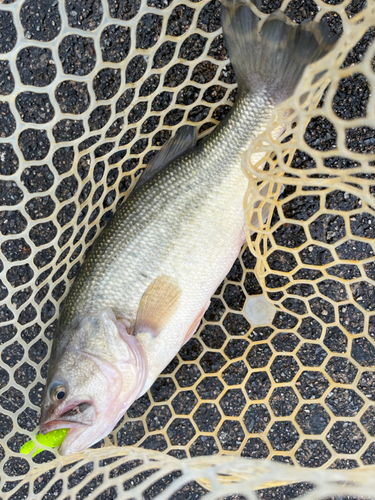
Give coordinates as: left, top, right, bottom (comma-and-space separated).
40, 401, 96, 434
40, 420, 81, 435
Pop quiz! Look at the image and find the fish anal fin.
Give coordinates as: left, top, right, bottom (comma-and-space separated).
136, 125, 197, 189
135, 276, 181, 337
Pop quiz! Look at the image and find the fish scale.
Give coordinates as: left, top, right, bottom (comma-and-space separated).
61, 92, 273, 333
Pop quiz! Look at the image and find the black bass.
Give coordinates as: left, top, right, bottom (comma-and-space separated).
40, 0, 336, 454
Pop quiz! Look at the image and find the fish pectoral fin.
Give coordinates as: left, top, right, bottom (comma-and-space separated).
136, 125, 197, 190
135, 275, 181, 337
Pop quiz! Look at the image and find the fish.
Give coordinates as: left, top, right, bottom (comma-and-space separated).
40, 0, 337, 455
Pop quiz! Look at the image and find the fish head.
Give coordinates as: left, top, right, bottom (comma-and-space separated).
40, 309, 148, 455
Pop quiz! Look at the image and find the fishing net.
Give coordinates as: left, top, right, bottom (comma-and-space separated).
1, 0, 375, 498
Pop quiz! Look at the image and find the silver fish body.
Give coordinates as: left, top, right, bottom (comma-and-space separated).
55, 91, 273, 378
40, 0, 336, 454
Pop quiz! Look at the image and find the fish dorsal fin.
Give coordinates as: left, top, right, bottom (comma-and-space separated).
135, 276, 181, 337
136, 125, 197, 189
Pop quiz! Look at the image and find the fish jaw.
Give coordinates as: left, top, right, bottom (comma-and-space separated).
56, 382, 145, 455
40, 391, 138, 455
39, 398, 99, 454
40, 399, 96, 431
56, 401, 124, 455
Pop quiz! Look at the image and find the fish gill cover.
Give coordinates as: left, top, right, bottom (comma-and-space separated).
0, 0, 375, 499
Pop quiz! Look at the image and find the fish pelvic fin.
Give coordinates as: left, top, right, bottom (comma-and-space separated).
135, 276, 181, 337
221, 0, 338, 104
136, 125, 197, 190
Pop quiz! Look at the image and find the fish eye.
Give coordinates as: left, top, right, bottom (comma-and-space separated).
50, 383, 66, 402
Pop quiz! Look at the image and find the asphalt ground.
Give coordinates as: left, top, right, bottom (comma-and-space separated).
0, 0, 374, 499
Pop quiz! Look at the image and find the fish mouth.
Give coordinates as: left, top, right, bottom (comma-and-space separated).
40, 402, 96, 434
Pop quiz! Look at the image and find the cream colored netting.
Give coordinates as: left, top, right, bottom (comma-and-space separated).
1, 0, 375, 498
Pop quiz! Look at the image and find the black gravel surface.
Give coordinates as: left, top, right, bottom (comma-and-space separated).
0, 0, 374, 499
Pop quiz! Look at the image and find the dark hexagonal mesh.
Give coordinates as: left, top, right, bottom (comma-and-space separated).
1, 0, 375, 498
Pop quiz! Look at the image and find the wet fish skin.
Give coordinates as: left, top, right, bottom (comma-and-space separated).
40, 0, 336, 455
57, 92, 273, 382
60, 92, 273, 342
40, 91, 273, 454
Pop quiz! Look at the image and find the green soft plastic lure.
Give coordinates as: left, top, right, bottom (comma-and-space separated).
20, 429, 69, 456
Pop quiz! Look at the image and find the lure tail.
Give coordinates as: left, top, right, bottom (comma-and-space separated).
221, 0, 337, 104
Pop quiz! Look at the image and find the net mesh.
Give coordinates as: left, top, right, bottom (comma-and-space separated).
1, 0, 375, 498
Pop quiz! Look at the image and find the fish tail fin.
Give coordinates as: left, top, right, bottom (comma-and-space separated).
221, 0, 337, 104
